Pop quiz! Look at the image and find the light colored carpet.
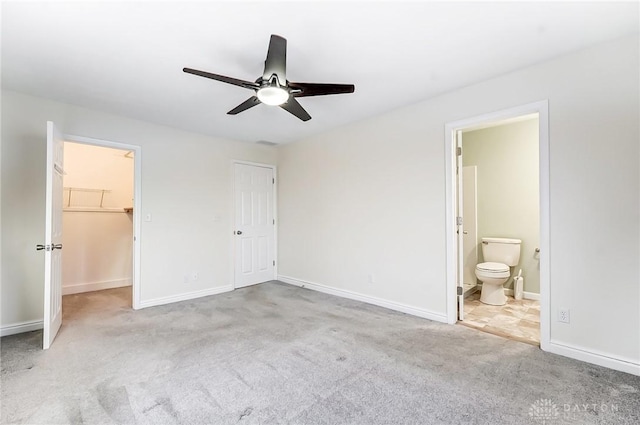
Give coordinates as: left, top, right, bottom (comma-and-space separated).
1, 281, 639, 424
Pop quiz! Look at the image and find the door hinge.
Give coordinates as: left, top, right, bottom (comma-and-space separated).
456, 216, 463, 226
457, 286, 463, 296
272, 178, 275, 184
456, 147, 462, 156
273, 260, 275, 266
273, 219, 275, 225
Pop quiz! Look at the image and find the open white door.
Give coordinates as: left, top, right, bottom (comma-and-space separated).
233, 163, 275, 288
456, 130, 465, 320
462, 166, 478, 287
40, 121, 64, 349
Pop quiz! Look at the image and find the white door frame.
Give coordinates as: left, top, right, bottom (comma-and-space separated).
455, 130, 465, 320
444, 100, 550, 351
231, 160, 278, 288
63, 133, 142, 310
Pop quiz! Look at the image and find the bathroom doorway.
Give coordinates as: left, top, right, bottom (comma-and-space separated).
459, 115, 540, 344
445, 101, 550, 349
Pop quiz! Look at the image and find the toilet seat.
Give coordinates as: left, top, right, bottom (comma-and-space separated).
475, 262, 509, 273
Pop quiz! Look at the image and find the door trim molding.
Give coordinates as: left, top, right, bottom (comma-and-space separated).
63, 134, 142, 310
444, 100, 550, 351
231, 160, 278, 289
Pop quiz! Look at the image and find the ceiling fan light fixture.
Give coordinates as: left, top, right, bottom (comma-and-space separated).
257, 86, 289, 106
184, 35, 354, 121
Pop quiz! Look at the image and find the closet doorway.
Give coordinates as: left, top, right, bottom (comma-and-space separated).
41, 123, 141, 349
60, 138, 140, 313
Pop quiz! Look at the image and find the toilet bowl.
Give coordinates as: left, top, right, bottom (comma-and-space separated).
474, 237, 521, 306
475, 262, 510, 305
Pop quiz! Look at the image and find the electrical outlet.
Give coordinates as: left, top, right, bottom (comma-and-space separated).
192, 271, 199, 281
183, 274, 189, 284
368, 273, 376, 284
558, 309, 570, 323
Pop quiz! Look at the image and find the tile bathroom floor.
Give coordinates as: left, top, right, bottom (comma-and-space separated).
460, 291, 540, 345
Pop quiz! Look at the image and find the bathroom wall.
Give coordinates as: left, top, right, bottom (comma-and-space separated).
62, 142, 134, 294
462, 118, 540, 294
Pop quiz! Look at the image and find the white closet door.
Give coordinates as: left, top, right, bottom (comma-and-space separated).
234, 163, 275, 288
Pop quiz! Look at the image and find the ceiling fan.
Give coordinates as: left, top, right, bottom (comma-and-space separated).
183, 35, 355, 122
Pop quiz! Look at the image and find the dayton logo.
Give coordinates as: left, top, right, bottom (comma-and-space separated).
529, 399, 559, 424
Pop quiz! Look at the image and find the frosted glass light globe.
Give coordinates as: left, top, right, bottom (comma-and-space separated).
257, 86, 289, 106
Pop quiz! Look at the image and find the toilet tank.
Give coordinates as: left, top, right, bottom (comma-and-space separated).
481, 237, 521, 266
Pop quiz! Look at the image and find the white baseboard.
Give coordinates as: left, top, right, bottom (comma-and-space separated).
277, 275, 448, 323
138, 285, 234, 309
1, 320, 43, 337
63, 278, 132, 295
547, 340, 640, 376
504, 288, 540, 301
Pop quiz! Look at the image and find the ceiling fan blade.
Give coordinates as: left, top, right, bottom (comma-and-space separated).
288, 82, 355, 97
183, 68, 259, 90
280, 98, 311, 122
263, 35, 287, 84
227, 96, 261, 115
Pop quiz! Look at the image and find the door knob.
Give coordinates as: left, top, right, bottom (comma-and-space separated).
236, 230, 243, 235
463, 231, 468, 234
36, 244, 61, 251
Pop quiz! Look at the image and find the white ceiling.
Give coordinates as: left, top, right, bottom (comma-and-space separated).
2, 1, 638, 144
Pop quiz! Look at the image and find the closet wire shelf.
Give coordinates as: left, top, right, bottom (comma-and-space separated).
63, 187, 132, 213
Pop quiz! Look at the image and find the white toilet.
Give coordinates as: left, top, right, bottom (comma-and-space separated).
475, 237, 521, 305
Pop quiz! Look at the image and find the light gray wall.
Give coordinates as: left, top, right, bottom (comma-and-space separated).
1, 91, 277, 327
463, 118, 540, 294
277, 35, 639, 368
